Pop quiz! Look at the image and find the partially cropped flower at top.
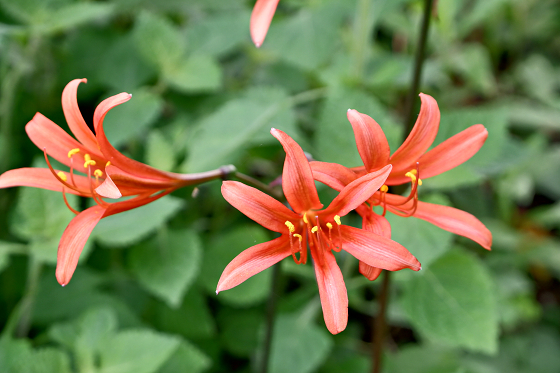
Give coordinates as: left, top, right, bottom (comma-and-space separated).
250, 0, 280, 47
0, 79, 233, 286
217, 128, 420, 334
311, 93, 492, 281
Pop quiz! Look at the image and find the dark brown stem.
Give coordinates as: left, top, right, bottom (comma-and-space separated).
235, 172, 283, 200
372, 271, 391, 373
259, 262, 282, 373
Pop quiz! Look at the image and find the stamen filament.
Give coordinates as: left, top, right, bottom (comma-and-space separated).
62, 188, 80, 215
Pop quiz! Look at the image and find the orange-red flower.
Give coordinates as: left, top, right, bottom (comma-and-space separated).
0, 79, 232, 286
250, 0, 280, 47
311, 93, 492, 280
217, 128, 420, 334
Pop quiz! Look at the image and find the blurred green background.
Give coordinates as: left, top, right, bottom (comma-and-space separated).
1, 0, 560, 372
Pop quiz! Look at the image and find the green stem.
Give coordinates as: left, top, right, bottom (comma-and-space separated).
234, 172, 283, 200
259, 262, 282, 373
372, 271, 390, 373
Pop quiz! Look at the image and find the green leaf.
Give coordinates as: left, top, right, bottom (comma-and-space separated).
99, 330, 180, 373
184, 89, 294, 172
200, 226, 272, 307
218, 309, 262, 357
157, 340, 211, 373
401, 248, 498, 354
269, 314, 333, 373
146, 130, 176, 172
128, 230, 202, 308
133, 11, 185, 72
103, 87, 163, 147
163, 54, 222, 93
385, 345, 460, 373
92, 196, 185, 248
316, 87, 402, 167
41, 3, 115, 33
0, 338, 71, 373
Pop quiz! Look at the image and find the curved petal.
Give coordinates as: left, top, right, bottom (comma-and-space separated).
94, 93, 173, 182
216, 236, 291, 292
61, 79, 99, 151
222, 181, 299, 233
310, 161, 357, 192
310, 246, 348, 334
250, 0, 280, 47
26, 113, 104, 168
347, 109, 390, 172
0, 168, 91, 196
322, 165, 391, 218
95, 170, 122, 199
389, 93, 440, 174
359, 263, 382, 281
271, 128, 322, 213
413, 200, 492, 250
340, 225, 421, 271
56, 205, 107, 286
386, 124, 488, 185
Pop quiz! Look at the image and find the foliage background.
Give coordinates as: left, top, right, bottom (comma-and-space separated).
1, 0, 560, 371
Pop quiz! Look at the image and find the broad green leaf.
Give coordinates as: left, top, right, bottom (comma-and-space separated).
446, 44, 497, 96
269, 314, 333, 373
187, 11, 250, 57
99, 330, 180, 373
385, 345, 460, 373
41, 3, 115, 34
133, 11, 184, 72
157, 340, 211, 373
0, 0, 70, 24
163, 54, 222, 93
218, 309, 262, 357
103, 87, 163, 147
316, 87, 402, 167
146, 130, 176, 172
200, 226, 272, 307
92, 196, 185, 248
128, 230, 202, 308
0, 338, 71, 373
401, 248, 498, 354
264, 2, 347, 70
0, 241, 25, 274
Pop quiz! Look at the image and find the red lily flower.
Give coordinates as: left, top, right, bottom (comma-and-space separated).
217, 128, 420, 334
0, 79, 233, 286
311, 93, 492, 280
250, 0, 280, 47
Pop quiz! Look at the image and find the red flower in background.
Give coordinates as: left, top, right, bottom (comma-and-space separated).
250, 0, 280, 47
0, 79, 232, 286
218, 128, 420, 334
311, 93, 492, 280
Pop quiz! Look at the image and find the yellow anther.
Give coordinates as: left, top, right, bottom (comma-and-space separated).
84, 160, 96, 168
106, 161, 111, 167
303, 214, 308, 224
405, 171, 417, 183
409, 169, 417, 175
326, 222, 333, 229
311, 226, 318, 234
293, 233, 302, 241
380, 185, 388, 193
57, 172, 67, 182
418, 179, 423, 186
285, 221, 295, 233
84, 154, 91, 161
334, 215, 341, 225
67, 148, 80, 158
94, 169, 103, 178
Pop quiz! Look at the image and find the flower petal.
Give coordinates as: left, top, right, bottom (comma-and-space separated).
25, 113, 104, 168
347, 109, 390, 172
322, 164, 391, 218
310, 161, 357, 192
340, 225, 421, 271
95, 170, 122, 199
93, 93, 173, 182
61, 78, 99, 151
386, 124, 488, 185
0, 168, 90, 196
359, 263, 382, 281
413, 200, 492, 250
271, 128, 322, 213
56, 205, 107, 286
222, 181, 300, 233
389, 93, 440, 174
357, 210, 391, 281
216, 236, 291, 292
250, 0, 280, 47
310, 246, 348, 334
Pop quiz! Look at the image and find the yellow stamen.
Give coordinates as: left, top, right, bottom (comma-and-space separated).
106, 161, 111, 167
94, 169, 103, 178
311, 226, 318, 234
334, 215, 341, 225
405, 171, 417, 183
84, 160, 96, 168
303, 213, 309, 224
293, 233, 302, 241
285, 221, 295, 233
380, 185, 388, 193
326, 222, 333, 229
67, 148, 80, 158
418, 179, 423, 186
410, 169, 417, 175
57, 172, 67, 182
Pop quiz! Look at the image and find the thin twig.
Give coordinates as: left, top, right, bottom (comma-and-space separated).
234, 172, 283, 200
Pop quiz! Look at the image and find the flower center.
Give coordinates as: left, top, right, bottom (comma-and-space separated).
372, 164, 422, 217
